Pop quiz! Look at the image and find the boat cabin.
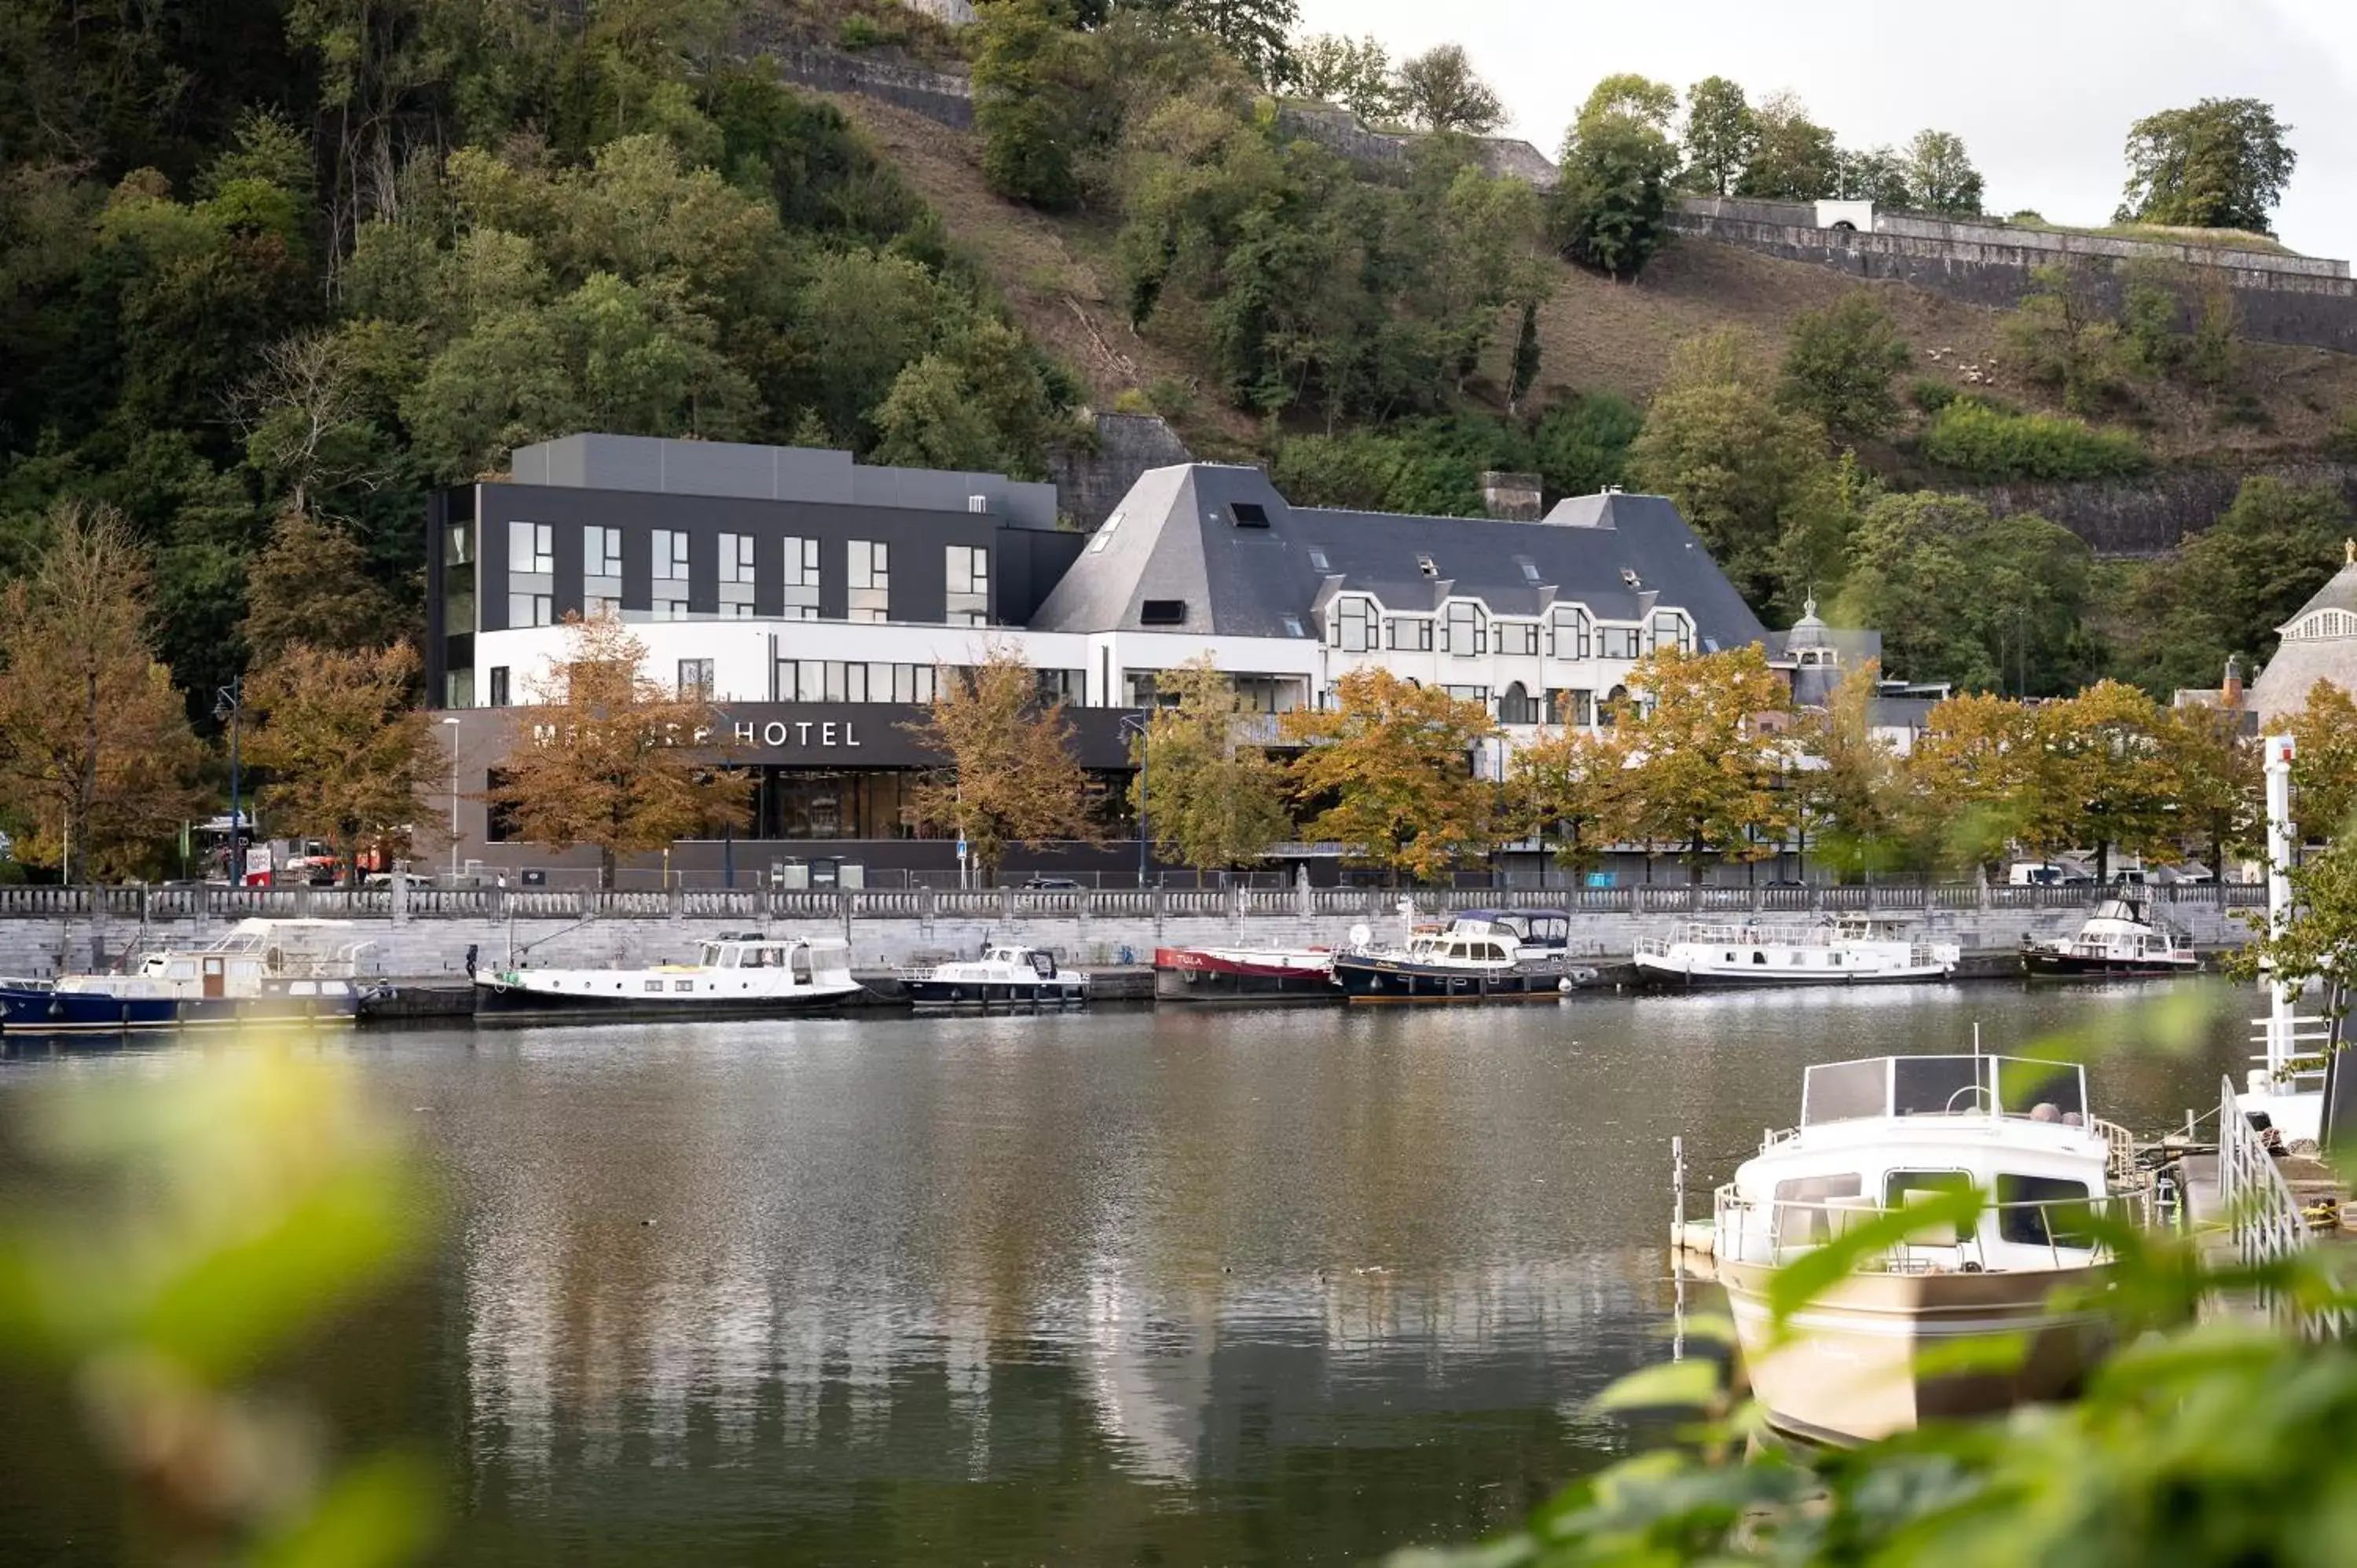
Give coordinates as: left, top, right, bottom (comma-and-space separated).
1459, 910, 1571, 950
1723, 1055, 2123, 1273
691, 932, 852, 981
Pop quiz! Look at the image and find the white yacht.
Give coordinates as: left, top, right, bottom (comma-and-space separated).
471, 932, 865, 1024
2022, 897, 2200, 979
903, 943, 1087, 1008
1633, 915, 1959, 987
1710, 1053, 2143, 1444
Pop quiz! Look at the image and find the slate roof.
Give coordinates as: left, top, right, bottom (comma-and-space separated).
2249, 555, 2357, 723
1028, 466, 1773, 648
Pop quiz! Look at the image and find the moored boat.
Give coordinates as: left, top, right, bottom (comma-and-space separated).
2022, 898, 2200, 979
1153, 944, 1336, 1004
904, 943, 1087, 1009
0, 918, 378, 1035
1710, 1053, 2146, 1445
1633, 915, 1959, 987
1332, 910, 1586, 1003
471, 931, 864, 1024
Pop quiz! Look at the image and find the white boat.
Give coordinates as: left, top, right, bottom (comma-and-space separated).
1710, 1053, 2145, 1445
471, 931, 864, 1024
903, 943, 1087, 1008
1332, 909, 1593, 1003
0, 918, 378, 1034
1633, 915, 1959, 987
2022, 897, 2200, 978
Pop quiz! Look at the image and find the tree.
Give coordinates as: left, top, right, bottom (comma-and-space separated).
2000, 262, 2125, 415
484, 615, 751, 886
2117, 97, 2297, 234
1737, 90, 1838, 200
904, 647, 1094, 881
244, 643, 442, 885
2166, 702, 2259, 881
1679, 76, 1756, 196
1626, 332, 1838, 610
2032, 680, 2182, 883
1796, 659, 1912, 881
1151, 0, 1299, 86
1904, 692, 2039, 877
1778, 290, 1911, 441
1550, 75, 1682, 280
1835, 145, 1910, 207
1281, 667, 1497, 883
0, 501, 203, 881
242, 509, 409, 663
1508, 724, 1628, 879
1285, 34, 1398, 122
1127, 657, 1292, 875
1903, 128, 1984, 214
1533, 392, 1643, 496
1615, 646, 1794, 881
229, 329, 394, 519
2288, 681, 2357, 845
1392, 45, 1505, 135
973, 0, 1108, 212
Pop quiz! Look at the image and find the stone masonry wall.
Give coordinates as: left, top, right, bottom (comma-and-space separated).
1956, 461, 2357, 559
1049, 413, 1195, 529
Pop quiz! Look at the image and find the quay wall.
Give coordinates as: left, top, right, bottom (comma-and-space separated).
0, 886, 2263, 980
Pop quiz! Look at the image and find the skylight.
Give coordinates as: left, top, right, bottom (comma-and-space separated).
1307, 547, 1330, 571
1088, 510, 1124, 555
1140, 599, 1186, 625
1417, 553, 1437, 577
1281, 615, 1305, 637
1516, 557, 1541, 584
1230, 501, 1270, 528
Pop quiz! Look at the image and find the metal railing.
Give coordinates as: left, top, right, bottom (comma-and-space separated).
1716, 1181, 2150, 1273
2217, 1073, 2348, 1338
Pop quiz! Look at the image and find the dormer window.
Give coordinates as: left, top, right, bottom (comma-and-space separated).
1549, 603, 1592, 660
1330, 595, 1376, 653
1650, 610, 1693, 654
1443, 601, 1486, 656
2297, 609, 2357, 639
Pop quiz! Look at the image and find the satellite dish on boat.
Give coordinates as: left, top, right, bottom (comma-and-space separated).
1348, 923, 1373, 948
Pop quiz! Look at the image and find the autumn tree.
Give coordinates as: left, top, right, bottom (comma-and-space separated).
485, 615, 751, 887
1904, 692, 2040, 877
1615, 647, 1795, 882
2031, 680, 2182, 883
1128, 657, 1292, 876
1281, 667, 1497, 884
904, 647, 1094, 881
2288, 681, 2357, 844
0, 501, 203, 881
1508, 724, 1628, 881
244, 643, 442, 884
1795, 659, 1912, 881
2165, 702, 2259, 881
242, 508, 409, 662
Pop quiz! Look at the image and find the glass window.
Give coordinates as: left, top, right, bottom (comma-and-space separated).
1650, 610, 1692, 654
1597, 626, 1641, 660
781, 536, 819, 619
847, 540, 889, 622
1387, 617, 1432, 651
585, 525, 622, 580
1549, 604, 1591, 659
489, 667, 511, 707
946, 544, 989, 626
1545, 688, 1595, 726
1497, 683, 1538, 724
720, 533, 757, 584
508, 592, 552, 628
1494, 621, 1538, 656
653, 529, 691, 583
1443, 602, 1485, 655
678, 658, 713, 699
1882, 1171, 1978, 1244
508, 521, 552, 574
1332, 596, 1376, 653
1088, 510, 1124, 555
1997, 1174, 2095, 1247
445, 526, 475, 567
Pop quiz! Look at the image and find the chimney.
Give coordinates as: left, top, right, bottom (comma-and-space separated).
1479, 471, 1542, 522
2223, 654, 2245, 709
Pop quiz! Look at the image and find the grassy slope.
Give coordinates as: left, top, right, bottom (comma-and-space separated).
834, 93, 2357, 468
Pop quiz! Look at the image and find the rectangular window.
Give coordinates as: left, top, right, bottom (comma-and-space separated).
445, 526, 475, 568
1443, 603, 1485, 655
447, 669, 475, 709
653, 529, 691, 583
719, 532, 756, 617
1546, 688, 1596, 726
1650, 611, 1692, 654
946, 544, 989, 625
489, 667, 511, 707
1997, 1174, 2095, 1247
585, 525, 622, 580
847, 540, 889, 622
1386, 617, 1433, 650
1882, 1171, 1978, 1245
508, 520, 552, 575
1494, 621, 1538, 656
1230, 501, 1270, 528
508, 592, 552, 628
1332, 597, 1375, 653
782, 536, 819, 620
1597, 626, 1642, 660
1139, 599, 1186, 626
1549, 605, 1592, 660
678, 658, 713, 699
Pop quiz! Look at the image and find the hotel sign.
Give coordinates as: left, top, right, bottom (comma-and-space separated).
732, 719, 862, 749
507, 702, 1135, 768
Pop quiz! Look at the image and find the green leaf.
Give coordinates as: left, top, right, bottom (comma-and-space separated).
1589, 1357, 1723, 1413
1767, 1185, 1985, 1324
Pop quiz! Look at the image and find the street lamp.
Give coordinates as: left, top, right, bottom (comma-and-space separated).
213, 677, 243, 886
442, 716, 463, 881
1119, 710, 1152, 888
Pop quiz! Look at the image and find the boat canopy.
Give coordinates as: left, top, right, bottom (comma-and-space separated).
1800, 1055, 2088, 1127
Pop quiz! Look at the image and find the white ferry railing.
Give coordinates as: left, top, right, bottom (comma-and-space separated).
2217, 1073, 2348, 1339
1716, 1182, 2149, 1273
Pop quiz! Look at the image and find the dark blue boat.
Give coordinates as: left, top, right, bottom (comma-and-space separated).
0, 919, 372, 1035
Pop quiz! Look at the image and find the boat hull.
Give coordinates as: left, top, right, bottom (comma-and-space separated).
1153, 947, 1337, 1006
1633, 955, 1952, 988
1718, 1258, 2114, 1444
0, 984, 361, 1035
2022, 950, 2201, 980
1332, 955, 1570, 1003
471, 980, 866, 1024
903, 978, 1086, 1008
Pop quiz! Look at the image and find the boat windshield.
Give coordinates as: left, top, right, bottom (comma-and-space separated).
1801, 1055, 2088, 1127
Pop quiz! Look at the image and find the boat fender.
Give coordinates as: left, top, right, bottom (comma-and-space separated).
46, 996, 63, 1019
1961, 1261, 1984, 1273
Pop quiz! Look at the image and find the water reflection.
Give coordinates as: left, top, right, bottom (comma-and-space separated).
0, 984, 2246, 1565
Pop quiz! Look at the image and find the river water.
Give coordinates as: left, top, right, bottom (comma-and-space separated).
0, 984, 2249, 1566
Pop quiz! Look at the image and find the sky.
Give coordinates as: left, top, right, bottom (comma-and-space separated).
1292, 0, 2357, 262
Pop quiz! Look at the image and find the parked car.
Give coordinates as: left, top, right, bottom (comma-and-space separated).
1021, 876, 1082, 891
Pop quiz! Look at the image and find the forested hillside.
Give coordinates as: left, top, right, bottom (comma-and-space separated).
5, 0, 2356, 721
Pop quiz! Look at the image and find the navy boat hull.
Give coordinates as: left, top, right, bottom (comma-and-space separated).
0, 985, 361, 1035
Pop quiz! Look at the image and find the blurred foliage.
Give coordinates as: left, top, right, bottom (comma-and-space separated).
0, 1045, 436, 1566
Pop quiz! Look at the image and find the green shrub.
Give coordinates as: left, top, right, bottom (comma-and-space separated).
837, 13, 889, 49
1110, 387, 1154, 416
1533, 392, 1641, 496
1919, 399, 2149, 481
1909, 376, 1958, 413
2328, 407, 2357, 462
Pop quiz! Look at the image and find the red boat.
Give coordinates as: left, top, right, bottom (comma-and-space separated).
1152, 945, 1339, 1006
